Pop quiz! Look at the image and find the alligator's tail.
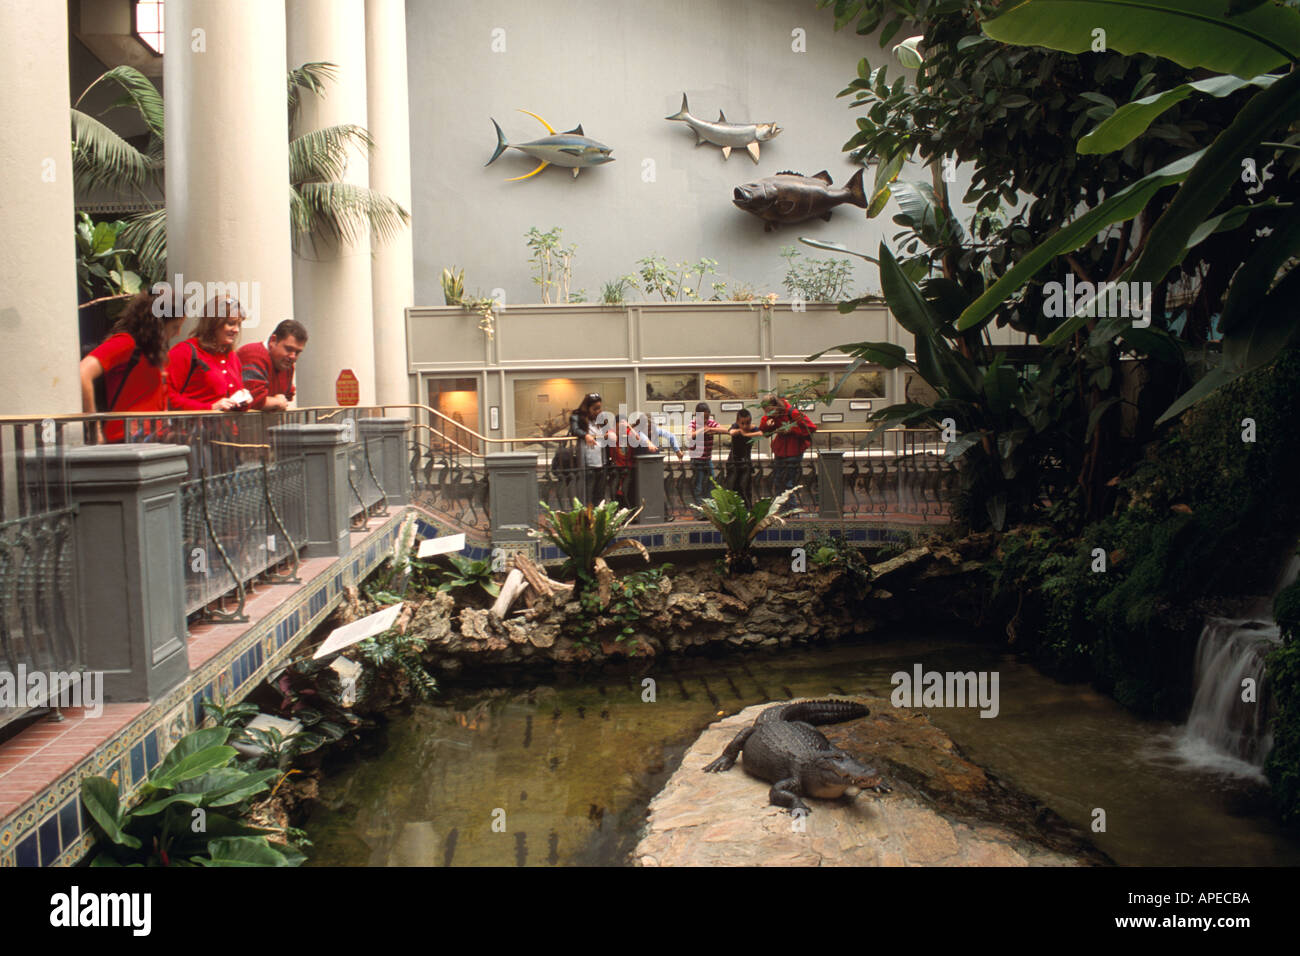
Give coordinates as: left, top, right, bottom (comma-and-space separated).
486, 118, 509, 166
780, 699, 868, 726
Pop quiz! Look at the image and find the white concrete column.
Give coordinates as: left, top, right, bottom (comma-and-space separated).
365, 0, 416, 407
164, 0, 294, 343
288, 0, 377, 407
0, 2, 82, 414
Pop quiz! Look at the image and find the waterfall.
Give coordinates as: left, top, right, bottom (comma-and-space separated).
1177, 618, 1280, 773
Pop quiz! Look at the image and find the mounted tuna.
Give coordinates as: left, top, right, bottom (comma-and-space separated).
732, 168, 867, 231
486, 109, 614, 181
665, 93, 781, 163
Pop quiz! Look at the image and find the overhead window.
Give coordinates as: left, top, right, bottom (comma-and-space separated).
134, 0, 165, 56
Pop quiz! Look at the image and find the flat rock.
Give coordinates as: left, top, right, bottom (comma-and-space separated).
634, 698, 1107, 867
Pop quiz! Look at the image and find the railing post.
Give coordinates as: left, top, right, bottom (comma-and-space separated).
817, 450, 845, 520
485, 452, 538, 543
633, 453, 666, 524
268, 424, 350, 557
64, 444, 191, 702
357, 417, 410, 507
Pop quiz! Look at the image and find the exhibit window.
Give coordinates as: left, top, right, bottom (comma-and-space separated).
513, 376, 628, 438
644, 373, 700, 402
703, 371, 758, 402
428, 377, 480, 452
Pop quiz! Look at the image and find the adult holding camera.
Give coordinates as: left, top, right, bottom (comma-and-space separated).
238, 319, 308, 411
166, 296, 251, 411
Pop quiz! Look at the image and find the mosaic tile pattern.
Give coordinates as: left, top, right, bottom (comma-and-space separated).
0, 510, 406, 867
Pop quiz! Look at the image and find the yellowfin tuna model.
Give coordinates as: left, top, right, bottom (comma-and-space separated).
486, 110, 615, 181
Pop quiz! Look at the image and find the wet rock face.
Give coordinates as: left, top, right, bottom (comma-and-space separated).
634, 699, 1108, 867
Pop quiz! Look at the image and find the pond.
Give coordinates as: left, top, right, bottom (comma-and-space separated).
304, 636, 1300, 866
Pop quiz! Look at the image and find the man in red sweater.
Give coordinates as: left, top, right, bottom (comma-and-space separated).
238, 320, 309, 411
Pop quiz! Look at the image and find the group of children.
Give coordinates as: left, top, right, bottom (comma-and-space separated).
564, 392, 818, 509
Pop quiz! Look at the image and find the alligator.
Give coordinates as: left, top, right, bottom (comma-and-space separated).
702, 699, 890, 814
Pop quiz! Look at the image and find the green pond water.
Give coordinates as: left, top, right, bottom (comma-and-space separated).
303, 637, 1300, 866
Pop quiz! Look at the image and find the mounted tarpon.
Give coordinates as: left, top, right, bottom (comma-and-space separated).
732, 168, 868, 231
665, 93, 781, 163
486, 109, 614, 181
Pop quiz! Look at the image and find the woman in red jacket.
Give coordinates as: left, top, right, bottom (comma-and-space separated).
167, 297, 251, 411
79, 290, 183, 443
759, 394, 817, 496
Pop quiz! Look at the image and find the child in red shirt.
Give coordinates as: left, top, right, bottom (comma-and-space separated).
79, 291, 183, 443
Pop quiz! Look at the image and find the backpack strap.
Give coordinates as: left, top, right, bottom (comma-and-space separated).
106, 345, 144, 411
178, 341, 200, 396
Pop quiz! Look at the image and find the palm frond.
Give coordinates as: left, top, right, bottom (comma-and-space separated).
119, 208, 168, 285
287, 62, 339, 120
76, 65, 164, 141
289, 124, 374, 185
291, 182, 410, 248
71, 108, 156, 193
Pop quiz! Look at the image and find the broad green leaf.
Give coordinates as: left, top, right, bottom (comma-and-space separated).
1217, 216, 1300, 334
1183, 200, 1280, 252
1133, 68, 1300, 285
807, 341, 909, 367
1079, 74, 1281, 155
150, 725, 235, 788
1156, 268, 1300, 423
150, 745, 239, 789
81, 777, 141, 848
957, 149, 1204, 331
879, 243, 938, 337
129, 792, 205, 816
196, 836, 295, 867
982, 0, 1300, 79
798, 237, 879, 263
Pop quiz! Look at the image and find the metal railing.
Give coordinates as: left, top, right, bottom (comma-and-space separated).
0, 419, 81, 731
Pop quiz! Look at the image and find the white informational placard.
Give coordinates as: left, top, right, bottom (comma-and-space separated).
417, 532, 466, 559
720, 401, 744, 412
313, 603, 404, 659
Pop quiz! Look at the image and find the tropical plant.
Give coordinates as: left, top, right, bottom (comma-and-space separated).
806, 532, 874, 596
636, 255, 722, 301
525, 226, 577, 303
961, 0, 1300, 425
691, 482, 801, 573
352, 630, 439, 701
780, 246, 855, 302
101, 62, 410, 281
75, 213, 142, 298
80, 726, 302, 866
437, 553, 501, 598
573, 564, 672, 643
601, 274, 638, 305
533, 499, 648, 593
71, 65, 163, 196
442, 267, 466, 305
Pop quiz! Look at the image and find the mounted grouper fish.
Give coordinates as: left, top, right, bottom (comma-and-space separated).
486, 110, 614, 181
732, 168, 867, 231
665, 93, 781, 163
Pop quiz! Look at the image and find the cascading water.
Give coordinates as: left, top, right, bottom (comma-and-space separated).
1177, 617, 1280, 774
1175, 552, 1299, 776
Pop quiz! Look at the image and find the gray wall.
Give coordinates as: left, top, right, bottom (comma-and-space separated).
406, 0, 927, 307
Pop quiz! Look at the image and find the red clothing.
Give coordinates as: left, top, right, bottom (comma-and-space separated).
167, 338, 244, 410
91, 332, 166, 443
237, 341, 296, 410
760, 398, 818, 457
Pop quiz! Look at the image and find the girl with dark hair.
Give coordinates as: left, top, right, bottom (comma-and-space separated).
567, 392, 612, 504
79, 290, 184, 443
166, 296, 251, 411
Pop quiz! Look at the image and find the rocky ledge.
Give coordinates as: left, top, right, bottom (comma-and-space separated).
332, 538, 997, 684
634, 698, 1109, 867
